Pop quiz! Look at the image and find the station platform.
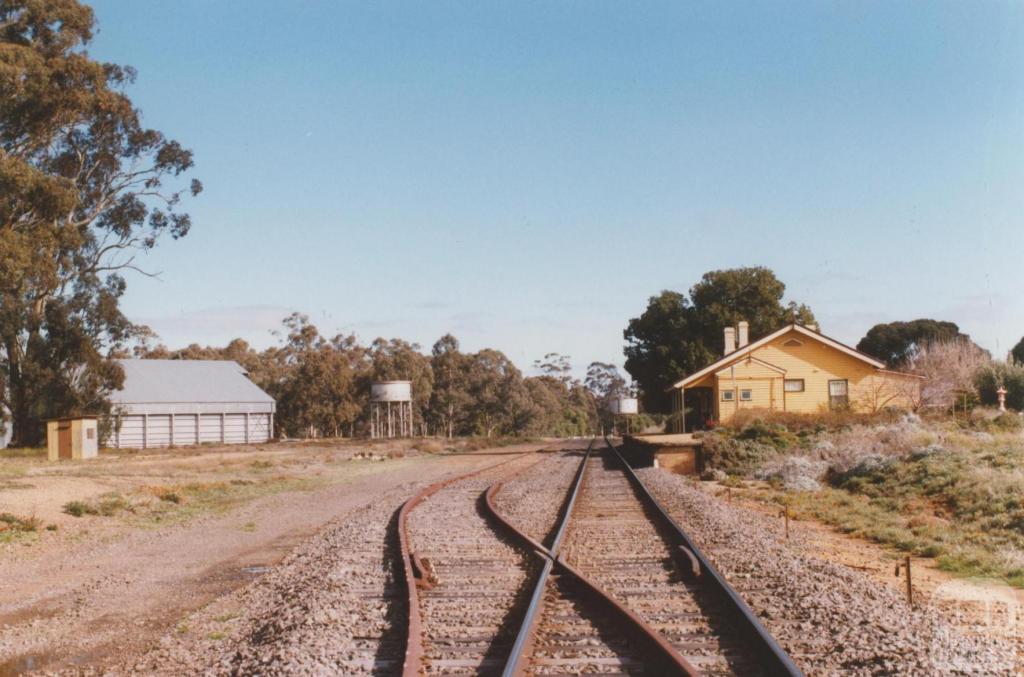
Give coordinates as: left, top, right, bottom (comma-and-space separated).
621, 433, 704, 475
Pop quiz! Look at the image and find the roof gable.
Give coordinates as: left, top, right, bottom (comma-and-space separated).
111, 360, 274, 404
668, 324, 886, 391
713, 356, 787, 377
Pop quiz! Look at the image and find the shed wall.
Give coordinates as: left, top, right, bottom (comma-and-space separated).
108, 411, 272, 449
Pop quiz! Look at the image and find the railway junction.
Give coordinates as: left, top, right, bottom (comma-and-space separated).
101, 438, 1020, 676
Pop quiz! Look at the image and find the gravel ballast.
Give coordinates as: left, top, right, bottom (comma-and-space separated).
636, 467, 1022, 675
134, 484, 410, 675
491, 448, 584, 545
408, 453, 545, 673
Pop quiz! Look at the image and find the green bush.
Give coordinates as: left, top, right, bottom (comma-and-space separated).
63, 500, 94, 517
62, 493, 131, 517
702, 432, 779, 475
0, 512, 39, 532
733, 419, 799, 449
976, 362, 1024, 411
829, 454, 896, 489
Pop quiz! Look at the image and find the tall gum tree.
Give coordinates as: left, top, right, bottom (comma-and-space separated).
623, 267, 815, 412
1, 1, 200, 445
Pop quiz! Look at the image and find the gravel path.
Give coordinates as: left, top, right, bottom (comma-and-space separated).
636, 467, 1022, 676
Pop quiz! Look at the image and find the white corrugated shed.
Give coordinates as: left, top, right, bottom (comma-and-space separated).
107, 360, 275, 449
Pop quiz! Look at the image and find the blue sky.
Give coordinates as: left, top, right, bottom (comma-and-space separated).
88, 1, 1023, 374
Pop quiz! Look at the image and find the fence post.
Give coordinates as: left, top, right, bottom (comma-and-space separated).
895, 556, 913, 607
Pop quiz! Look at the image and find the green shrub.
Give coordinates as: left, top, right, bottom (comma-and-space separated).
976, 362, 1024, 411
62, 493, 131, 517
829, 454, 896, 489
63, 500, 94, 517
991, 413, 1023, 432
733, 419, 799, 449
702, 432, 779, 475
0, 512, 39, 532
728, 408, 905, 433
96, 493, 130, 516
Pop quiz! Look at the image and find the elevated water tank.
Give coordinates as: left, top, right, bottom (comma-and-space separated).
609, 397, 639, 415
371, 381, 412, 402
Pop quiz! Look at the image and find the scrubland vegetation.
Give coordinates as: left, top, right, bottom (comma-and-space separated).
0, 512, 43, 543
695, 334, 1024, 586
59, 477, 311, 527
702, 409, 1024, 584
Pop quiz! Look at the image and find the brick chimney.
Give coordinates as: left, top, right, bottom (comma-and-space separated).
738, 321, 749, 348
724, 326, 736, 355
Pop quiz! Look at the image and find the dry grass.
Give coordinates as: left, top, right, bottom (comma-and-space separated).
413, 439, 445, 454
0, 512, 41, 543
63, 493, 132, 517
0, 447, 47, 460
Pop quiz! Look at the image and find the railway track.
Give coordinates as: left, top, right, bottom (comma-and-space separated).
399, 440, 802, 676
398, 450, 553, 675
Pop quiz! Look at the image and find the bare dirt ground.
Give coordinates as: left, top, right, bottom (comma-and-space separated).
0, 438, 551, 675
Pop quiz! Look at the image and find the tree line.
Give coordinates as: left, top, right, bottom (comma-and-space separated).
622, 266, 1022, 414
132, 313, 633, 439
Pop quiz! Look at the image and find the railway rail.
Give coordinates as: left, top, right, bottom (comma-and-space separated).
398, 439, 802, 676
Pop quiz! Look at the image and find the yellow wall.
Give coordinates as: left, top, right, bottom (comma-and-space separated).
46, 419, 99, 461
684, 329, 920, 424
46, 421, 59, 461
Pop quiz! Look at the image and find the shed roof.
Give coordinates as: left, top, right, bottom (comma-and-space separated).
111, 360, 274, 405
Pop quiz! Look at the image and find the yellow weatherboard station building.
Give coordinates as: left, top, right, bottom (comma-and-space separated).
668, 323, 922, 431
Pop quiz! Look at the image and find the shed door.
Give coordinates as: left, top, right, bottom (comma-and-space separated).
58, 421, 72, 459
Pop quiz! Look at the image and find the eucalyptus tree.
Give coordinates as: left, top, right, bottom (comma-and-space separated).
367, 337, 434, 435
1, 1, 200, 444
429, 334, 471, 438
465, 348, 522, 437
857, 320, 971, 368
624, 267, 815, 412
1013, 337, 1024, 366
585, 361, 627, 434
270, 314, 363, 438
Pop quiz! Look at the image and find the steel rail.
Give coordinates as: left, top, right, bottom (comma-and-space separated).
496, 439, 591, 677
396, 449, 543, 677
485, 439, 698, 677
605, 436, 804, 677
